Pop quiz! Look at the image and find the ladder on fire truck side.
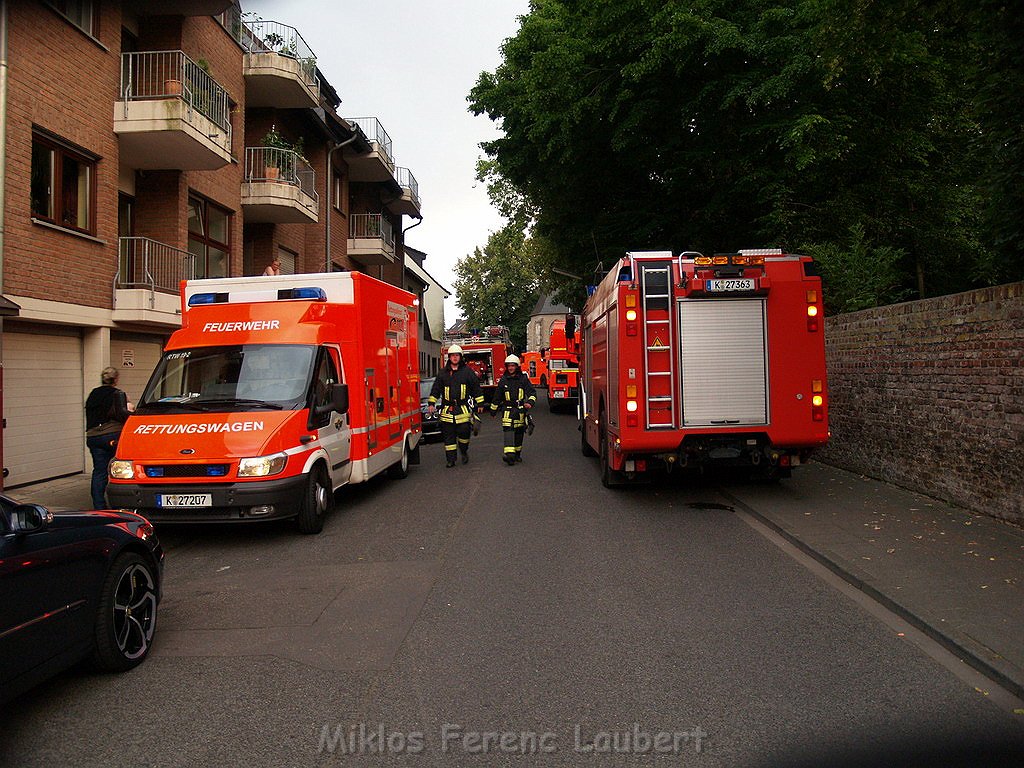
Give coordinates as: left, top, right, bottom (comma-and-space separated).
639, 263, 676, 428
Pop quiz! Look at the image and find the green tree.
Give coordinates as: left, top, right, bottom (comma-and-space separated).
470, 0, 1008, 310
453, 225, 543, 351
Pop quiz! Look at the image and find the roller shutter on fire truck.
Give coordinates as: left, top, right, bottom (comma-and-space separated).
679, 298, 768, 427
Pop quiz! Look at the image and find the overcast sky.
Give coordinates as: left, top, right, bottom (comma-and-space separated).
243, 0, 529, 323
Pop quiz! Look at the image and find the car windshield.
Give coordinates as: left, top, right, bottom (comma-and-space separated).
137, 344, 316, 413
419, 378, 435, 399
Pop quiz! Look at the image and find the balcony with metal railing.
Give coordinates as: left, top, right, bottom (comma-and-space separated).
237, 19, 319, 108
242, 147, 319, 224
346, 117, 397, 183
388, 166, 422, 217
347, 213, 396, 265
114, 51, 233, 170
112, 237, 195, 326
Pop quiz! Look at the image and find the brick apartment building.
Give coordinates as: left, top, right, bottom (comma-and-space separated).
0, 1, 424, 488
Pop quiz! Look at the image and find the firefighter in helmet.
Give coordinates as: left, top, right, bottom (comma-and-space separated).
428, 345, 484, 467
490, 354, 537, 465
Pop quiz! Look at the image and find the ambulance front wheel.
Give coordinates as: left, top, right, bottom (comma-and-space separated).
297, 464, 332, 534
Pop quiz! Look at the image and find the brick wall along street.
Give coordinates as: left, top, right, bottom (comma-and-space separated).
820, 282, 1024, 524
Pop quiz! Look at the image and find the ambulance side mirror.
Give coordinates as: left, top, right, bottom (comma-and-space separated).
331, 384, 349, 415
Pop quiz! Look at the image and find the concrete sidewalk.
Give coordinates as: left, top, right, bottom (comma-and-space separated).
9, 462, 1024, 697
6, 473, 93, 511
724, 462, 1024, 699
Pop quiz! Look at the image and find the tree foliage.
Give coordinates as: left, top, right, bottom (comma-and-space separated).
452, 225, 544, 351
469, 0, 1022, 314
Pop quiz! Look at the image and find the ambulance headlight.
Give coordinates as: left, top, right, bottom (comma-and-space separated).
238, 453, 287, 477
109, 460, 135, 479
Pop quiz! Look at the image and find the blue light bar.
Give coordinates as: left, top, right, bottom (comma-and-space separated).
188, 292, 229, 306
277, 287, 327, 301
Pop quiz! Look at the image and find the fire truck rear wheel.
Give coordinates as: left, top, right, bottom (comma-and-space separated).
388, 439, 410, 479
297, 465, 331, 534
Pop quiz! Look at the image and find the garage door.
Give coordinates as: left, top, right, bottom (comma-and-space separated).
110, 335, 165, 408
4, 330, 84, 486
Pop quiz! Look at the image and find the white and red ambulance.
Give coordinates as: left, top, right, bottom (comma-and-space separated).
107, 272, 421, 533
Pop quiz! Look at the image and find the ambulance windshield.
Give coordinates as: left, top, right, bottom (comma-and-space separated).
137, 344, 316, 412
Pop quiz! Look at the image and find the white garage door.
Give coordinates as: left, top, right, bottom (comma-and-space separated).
4, 330, 84, 486
110, 335, 165, 408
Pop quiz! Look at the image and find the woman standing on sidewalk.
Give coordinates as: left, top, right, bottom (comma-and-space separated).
84, 367, 131, 509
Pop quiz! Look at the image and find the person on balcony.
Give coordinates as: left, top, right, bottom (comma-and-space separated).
262, 258, 281, 276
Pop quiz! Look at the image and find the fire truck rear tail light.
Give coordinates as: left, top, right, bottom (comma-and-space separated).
806, 290, 818, 303
807, 317, 819, 332
626, 400, 638, 412
732, 255, 751, 265
625, 309, 637, 321
627, 414, 638, 427
806, 305, 818, 317
694, 256, 712, 265
626, 323, 638, 336
780, 455, 792, 467
712, 255, 729, 265
812, 395, 823, 407
625, 294, 637, 308
626, 385, 637, 398
812, 379, 823, 393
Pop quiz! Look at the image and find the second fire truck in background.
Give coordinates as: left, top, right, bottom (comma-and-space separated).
546, 317, 580, 412
441, 326, 512, 400
521, 350, 548, 389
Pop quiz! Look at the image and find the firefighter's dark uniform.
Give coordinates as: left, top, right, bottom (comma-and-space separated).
490, 369, 537, 464
428, 363, 484, 466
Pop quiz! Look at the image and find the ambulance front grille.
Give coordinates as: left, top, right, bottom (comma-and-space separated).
144, 464, 230, 478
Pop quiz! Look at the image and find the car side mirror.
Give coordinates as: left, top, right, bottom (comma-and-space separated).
11, 503, 53, 534
332, 383, 349, 415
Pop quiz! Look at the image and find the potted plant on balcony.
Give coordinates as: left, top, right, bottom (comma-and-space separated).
261, 126, 304, 181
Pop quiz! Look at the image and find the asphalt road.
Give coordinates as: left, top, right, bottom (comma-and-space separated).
5, 405, 1023, 766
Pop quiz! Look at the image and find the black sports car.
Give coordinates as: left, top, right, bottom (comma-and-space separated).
0, 495, 163, 703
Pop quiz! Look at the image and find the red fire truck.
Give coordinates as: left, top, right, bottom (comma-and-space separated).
521, 350, 548, 388
441, 326, 512, 399
546, 317, 581, 412
579, 250, 828, 486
